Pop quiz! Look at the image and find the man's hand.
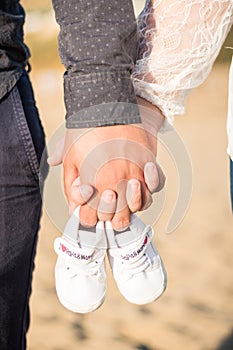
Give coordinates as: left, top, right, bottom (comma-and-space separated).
48, 98, 166, 230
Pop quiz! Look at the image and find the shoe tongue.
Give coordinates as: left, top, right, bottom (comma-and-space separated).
63, 213, 106, 250
78, 224, 98, 249
113, 214, 147, 248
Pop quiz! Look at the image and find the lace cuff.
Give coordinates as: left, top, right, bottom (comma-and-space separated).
132, 0, 233, 130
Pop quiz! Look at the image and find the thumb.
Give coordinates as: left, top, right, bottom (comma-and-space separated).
47, 136, 65, 166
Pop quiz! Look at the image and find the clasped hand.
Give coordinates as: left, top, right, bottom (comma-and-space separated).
48, 99, 166, 230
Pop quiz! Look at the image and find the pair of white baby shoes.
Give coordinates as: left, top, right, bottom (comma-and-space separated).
54, 207, 167, 313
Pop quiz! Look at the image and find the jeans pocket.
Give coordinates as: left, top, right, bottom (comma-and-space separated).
17, 73, 48, 182
11, 84, 44, 183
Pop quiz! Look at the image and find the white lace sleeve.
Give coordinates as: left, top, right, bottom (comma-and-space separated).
132, 0, 233, 127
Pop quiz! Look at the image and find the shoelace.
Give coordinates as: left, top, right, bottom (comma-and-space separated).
121, 253, 151, 275
66, 254, 104, 278
111, 235, 155, 277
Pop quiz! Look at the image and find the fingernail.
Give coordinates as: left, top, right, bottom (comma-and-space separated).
72, 177, 81, 187
79, 185, 93, 198
145, 162, 155, 173
128, 179, 140, 190
47, 157, 52, 165
102, 191, 115, 203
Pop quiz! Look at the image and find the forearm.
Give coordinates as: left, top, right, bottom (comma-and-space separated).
52, 0, 141, 128
132, 0, 233, 126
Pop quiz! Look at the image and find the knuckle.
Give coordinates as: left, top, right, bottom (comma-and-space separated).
112, 217, 130, 231
98, 212, 113, 222
79, 216, 97, 227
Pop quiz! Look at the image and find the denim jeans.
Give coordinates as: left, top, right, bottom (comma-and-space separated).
0, 72, 46, 350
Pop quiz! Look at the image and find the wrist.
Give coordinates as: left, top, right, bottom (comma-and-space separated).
136, 96, 165, 135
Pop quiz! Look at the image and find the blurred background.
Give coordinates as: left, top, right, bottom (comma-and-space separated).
20, 1, 233, 349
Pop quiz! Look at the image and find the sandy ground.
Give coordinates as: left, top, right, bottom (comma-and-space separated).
19, 1, 233, 349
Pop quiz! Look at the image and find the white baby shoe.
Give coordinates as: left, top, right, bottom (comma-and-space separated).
106, 215, 167, 305
54, 207, 107, 313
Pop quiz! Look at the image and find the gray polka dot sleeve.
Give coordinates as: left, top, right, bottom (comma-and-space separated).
52, 0, 141, 128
